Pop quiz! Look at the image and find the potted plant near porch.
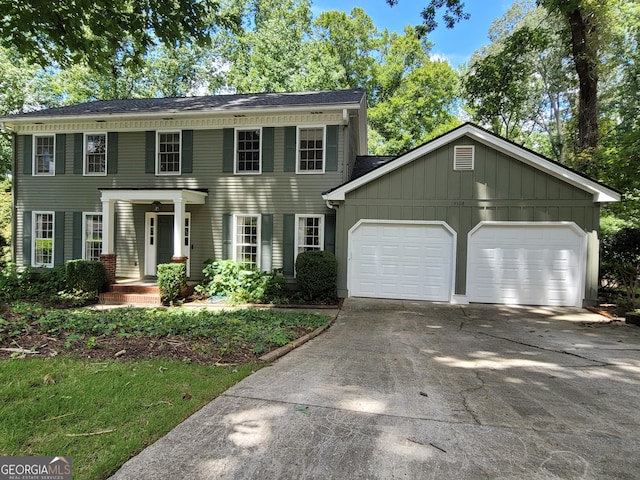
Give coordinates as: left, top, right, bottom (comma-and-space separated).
601, 227, 640, 325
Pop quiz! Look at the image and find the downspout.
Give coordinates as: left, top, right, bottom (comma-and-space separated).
9, 129, 17, 264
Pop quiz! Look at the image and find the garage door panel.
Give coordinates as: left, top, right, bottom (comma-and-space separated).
350, 222, 455, 302
467, 223, 586, 307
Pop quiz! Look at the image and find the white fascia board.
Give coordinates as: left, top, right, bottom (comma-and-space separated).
100, 189, 207, 204
324, 123, 620, 203
464, 127, 621, 203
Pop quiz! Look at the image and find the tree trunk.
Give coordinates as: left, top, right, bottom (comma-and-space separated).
565, 7, 599, 152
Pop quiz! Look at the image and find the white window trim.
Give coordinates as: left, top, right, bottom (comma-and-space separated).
32, 135, 56, 176
234, 127, 262, 175
83, 133, 108, 176
294, 214, 325, 261
32, 211, 55, 268
82, 212, 103, 260
232, 214, 261, 268
156, 130, 182, 176
296, 125, 326, 175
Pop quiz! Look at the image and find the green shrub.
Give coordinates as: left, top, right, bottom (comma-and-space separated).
197, 259, 288, 304
295, 250, 337, 302
65, 260, 105, 294
157, 263, 187, 305
0, 263, 67, 302
601, 226, 640, 308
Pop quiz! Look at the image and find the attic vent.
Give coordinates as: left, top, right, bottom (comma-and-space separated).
454, 145, 474, 170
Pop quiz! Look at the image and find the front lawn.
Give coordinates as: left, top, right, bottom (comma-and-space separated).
0, 304, 331, 479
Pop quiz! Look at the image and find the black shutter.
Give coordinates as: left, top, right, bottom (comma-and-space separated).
326, 125, 339, 171
73, 133, 83, 174
282, 213, 295, 276
23, 135, 32, 175
73, 212, 83, 259
284, 127, 296, 172
222, 214, 232, 259
222, 128, 234, 173
55, 134, 66, 174
182, 130, 193, 173
324, 214, 336, 254
260, 214, 273, 271
54, 212, 65, 266
22, 211, 32, 266
145, 131, 156, 173
107, 132, 118, 174
262, 127, 274, 173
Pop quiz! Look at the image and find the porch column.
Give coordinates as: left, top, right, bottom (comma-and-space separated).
100, 198, 117, 288
172, 198, 187, 262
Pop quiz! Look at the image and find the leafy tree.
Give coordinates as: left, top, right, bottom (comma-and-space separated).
390, 0, 613, 154
463, 2, 573, 162
369, 27, 460, 154
0, 0, 240, 71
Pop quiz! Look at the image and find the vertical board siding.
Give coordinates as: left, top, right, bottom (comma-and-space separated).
338, 136, 599, 296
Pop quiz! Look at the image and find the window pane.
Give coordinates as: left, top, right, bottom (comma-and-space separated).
158, 132, 181, 173
298, 128, 324, 172
86, 134, 106, 174
297, 216, 322, 254
237, 130, 260, 172
84, 214, 103, 261
35, 136, 54, 174
34, 213, 54, 266
235, 215, 259, 268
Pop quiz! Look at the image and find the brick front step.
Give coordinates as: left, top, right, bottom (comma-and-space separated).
111, 284, 160, 294
99, 292, 162, 306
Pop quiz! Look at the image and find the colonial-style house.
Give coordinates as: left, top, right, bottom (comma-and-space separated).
0, 90, 619, 307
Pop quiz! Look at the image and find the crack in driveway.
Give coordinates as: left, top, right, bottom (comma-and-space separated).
472, 330, 615, 367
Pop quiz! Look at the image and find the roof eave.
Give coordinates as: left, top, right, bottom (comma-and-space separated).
0, 99, 365, 126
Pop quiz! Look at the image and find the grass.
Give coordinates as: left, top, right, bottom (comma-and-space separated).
0, 305, 332, 479
0, 357, 259, 479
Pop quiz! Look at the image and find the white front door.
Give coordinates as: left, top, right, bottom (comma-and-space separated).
145, 212, 191, 277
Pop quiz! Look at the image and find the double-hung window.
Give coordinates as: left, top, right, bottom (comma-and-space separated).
235, 128, 261, 174
295, 215, 324, 256
34, 135, 55, 175
157, 131, 181, 175
33, 212, 54, 267
83, 213, 103, 261
85, 133, 107, 175
297, 127, 325, 173
233, 215, 260, 269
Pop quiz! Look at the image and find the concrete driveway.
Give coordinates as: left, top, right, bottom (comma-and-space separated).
111, 298, 640, 479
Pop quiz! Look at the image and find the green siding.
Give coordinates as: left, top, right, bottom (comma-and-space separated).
337, 136, 601, 301
14, 125, 346, 280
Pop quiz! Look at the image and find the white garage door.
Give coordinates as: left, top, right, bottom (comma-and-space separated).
467, 222, 587, 307
349, 220, 455, 301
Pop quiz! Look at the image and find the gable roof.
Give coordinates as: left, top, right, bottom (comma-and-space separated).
351, 156, 397, 180
0, 89, 366, 124
324, 123, 620, 203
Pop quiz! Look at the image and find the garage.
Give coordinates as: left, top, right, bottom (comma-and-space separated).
466, 222, 587, 307
348, 220, 456, 301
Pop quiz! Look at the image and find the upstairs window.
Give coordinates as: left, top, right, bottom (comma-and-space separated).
297, 127, 325, 173
34, 135, 55, 175
157, 131, 181, 175
233, 214, 260, 269
85, 134, 107, 175
295, 215, 324, 256
83, 213, 103, 261
33, 212, 54, 267
236, 128, 261, 174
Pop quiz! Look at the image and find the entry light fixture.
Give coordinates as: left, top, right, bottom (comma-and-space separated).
152, 201, 162, 212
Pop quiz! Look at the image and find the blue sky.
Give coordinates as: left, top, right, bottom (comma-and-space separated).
310, 0, 513, 67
